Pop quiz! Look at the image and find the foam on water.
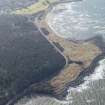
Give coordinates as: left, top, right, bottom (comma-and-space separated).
46, 0, 105, 40
67, 58, 105, 94
65, 58, 105, 105
15, 59, 105, 105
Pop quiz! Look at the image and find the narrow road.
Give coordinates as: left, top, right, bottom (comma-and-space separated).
35, 15, 68, 67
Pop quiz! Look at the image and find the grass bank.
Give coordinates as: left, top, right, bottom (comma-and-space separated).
14, 0, 58, 14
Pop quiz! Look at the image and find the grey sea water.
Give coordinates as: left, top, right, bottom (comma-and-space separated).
44, 0, 105, 104
47, 0, 105, 40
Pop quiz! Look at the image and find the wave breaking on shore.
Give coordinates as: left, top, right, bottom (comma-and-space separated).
67, 58, 105, 94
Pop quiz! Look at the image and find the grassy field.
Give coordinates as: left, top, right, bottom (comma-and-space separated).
14, 0, 58, 14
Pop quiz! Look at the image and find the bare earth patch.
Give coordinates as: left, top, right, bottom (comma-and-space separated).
35, 18, 103, 97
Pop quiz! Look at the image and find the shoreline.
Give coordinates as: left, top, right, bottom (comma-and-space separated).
6, 16, 105, 105
34, 7, 105, 100
68, 53, 105, 87
4, 0, 105, 104
10, 48, 105, 105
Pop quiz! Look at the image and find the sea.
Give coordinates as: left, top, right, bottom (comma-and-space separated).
15, 59, 105, 105
0, 0, 105, 105
47, 0, 105, 40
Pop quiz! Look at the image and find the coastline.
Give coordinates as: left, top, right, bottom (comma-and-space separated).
4, 0, 105, 104
68, 53, 105, 87
5, 13, 105, 104
33, 7, 105, 100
